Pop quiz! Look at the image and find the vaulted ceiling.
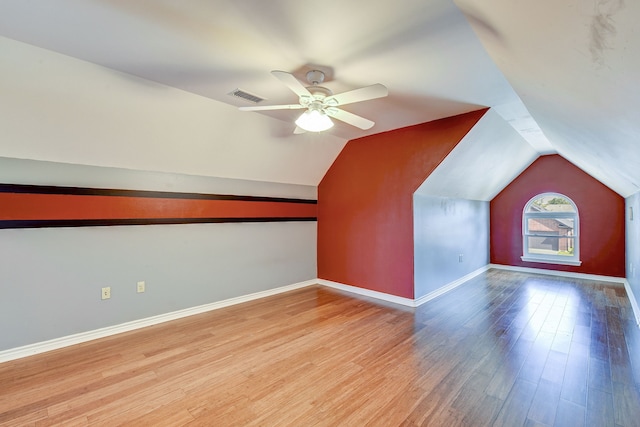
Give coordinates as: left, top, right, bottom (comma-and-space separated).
1, 1, 638, 196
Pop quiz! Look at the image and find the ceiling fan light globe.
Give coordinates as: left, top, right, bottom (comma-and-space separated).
295, 109, 334, 132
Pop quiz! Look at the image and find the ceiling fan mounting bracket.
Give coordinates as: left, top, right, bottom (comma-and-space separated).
306, 70, 325, 85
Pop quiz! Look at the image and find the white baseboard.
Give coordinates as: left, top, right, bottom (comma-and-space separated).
319, 266, 490, 308
414, 265, 490, 306
489, 264, 626, 285
1, 270, 495, 364
8, 264, 634, 364
624, 280, 640, 327
317, 279, 416, 307
0, 279, 317, 364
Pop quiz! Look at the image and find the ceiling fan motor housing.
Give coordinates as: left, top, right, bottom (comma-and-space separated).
300, 85, 333, 108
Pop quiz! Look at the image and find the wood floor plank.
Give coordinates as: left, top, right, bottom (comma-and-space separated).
451, 371, 503, 426
609, 329, 635, 386
400, 350, 485, 424
518, 331, 554, 384
551, 330, 573, 354
621, 313, 640, 387
589, 356, 613, 393
586, 388, 615, 427
527, 379, 562, 425
0, 271, 638, 426
492, 378, 538, 427
484, 336, 533, 400
612, 381, 640, 426
541, 350, 568, 387
459, 393, 504, 427
561, 342, 589, 405
554, 399, 585, 427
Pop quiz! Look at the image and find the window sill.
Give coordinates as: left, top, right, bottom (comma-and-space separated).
521, 256, 582, 266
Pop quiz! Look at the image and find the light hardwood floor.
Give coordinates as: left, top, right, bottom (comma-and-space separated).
1, 269, 640, 426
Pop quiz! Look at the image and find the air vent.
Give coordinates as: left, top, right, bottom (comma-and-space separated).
228, 89, 265, 104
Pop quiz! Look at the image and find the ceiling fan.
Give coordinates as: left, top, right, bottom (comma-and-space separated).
239, 70, 388, 133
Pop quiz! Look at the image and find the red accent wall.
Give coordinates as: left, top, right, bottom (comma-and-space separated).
318, 110, 487, 298
490, 154, 625, 277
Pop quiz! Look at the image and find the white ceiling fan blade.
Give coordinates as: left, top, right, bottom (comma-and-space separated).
239, 104, 304, 111
271, 70, 312, 98
325, 84, 388, 106
326, 108, 375, 130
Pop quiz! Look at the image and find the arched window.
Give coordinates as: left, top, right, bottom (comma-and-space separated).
522, 193, 581, 266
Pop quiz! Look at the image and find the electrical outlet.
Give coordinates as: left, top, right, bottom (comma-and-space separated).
459, 254, 464, 262
137, 281, 145, 293
101, 286, 111, 300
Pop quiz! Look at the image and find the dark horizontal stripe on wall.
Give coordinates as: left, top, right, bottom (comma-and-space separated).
0, 183, 317, 229
0, 183, 317, 204
0, 217, 317, 229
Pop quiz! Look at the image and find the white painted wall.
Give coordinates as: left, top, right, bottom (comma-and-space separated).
0, 36, 346, 187
0, 159, 317, 352
414, 195, 489, 299
0, 34, 327, 352
0, 157, 316, 199
625, 192, 640, 323
413, 110, 526, 299
0, 222, 316, 351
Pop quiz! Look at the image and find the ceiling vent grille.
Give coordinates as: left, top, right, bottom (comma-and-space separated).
228, 89, 264, 104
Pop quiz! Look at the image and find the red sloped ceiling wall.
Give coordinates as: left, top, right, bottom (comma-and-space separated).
491, 154, 625, 277
318, 110, 487, 299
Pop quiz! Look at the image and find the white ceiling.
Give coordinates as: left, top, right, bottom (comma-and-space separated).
0, 1, 638, 196
455, 0, 640, 197
416, 109, 538, 201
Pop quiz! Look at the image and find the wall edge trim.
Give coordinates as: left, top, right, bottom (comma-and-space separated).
0, 279, 317, 364
316, 279, 417, 307
0, 183, 317, 204
624, 279, 640, 328
489, 264, 626, 284
0, 217, 317, 229
414, 265, 491, 307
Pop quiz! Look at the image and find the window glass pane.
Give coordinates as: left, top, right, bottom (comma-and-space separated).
527, 236, 575, 256
527, 217, 575, 234
526, 195, 575, 213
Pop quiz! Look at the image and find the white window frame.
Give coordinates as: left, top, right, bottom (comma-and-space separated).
521, 192, 581, 266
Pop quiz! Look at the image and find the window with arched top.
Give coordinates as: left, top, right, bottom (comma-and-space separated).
522, 193, 581, 266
